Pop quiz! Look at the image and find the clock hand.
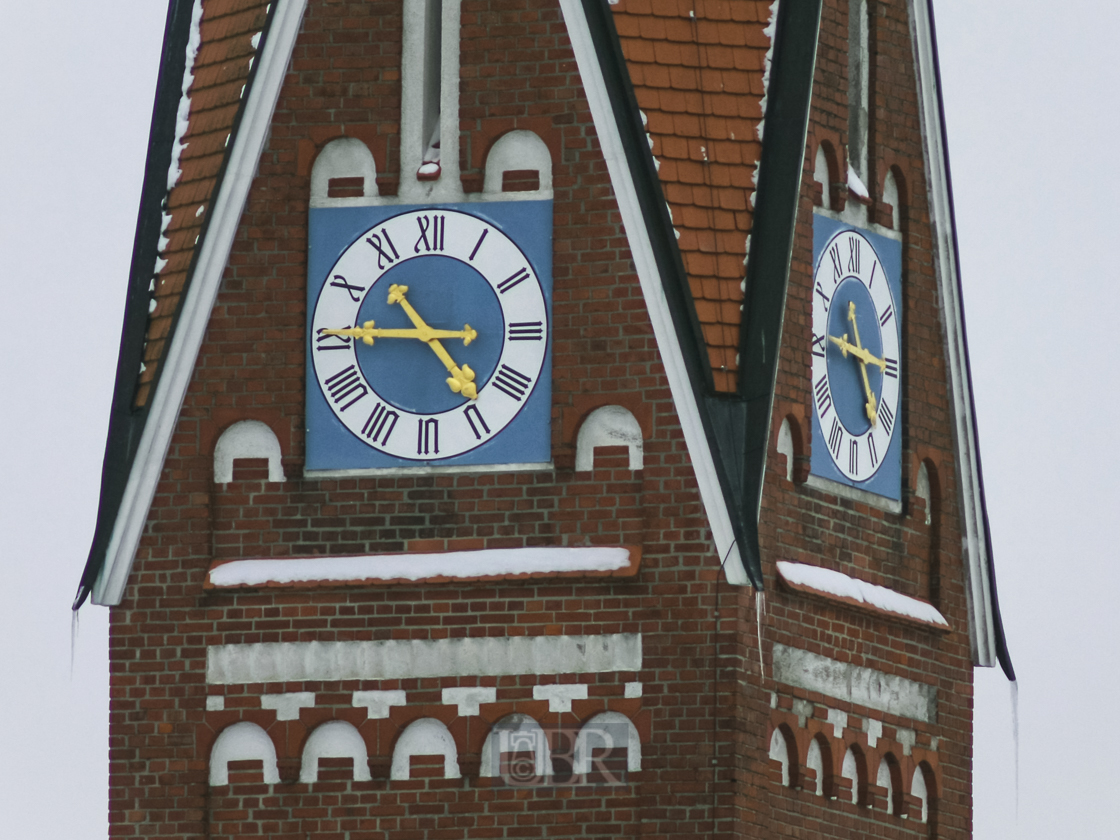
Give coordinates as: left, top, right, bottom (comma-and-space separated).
827, 334, 886, 371
387, 284, 479, 399
320, 322, 478, 346
845, 300, 879, 427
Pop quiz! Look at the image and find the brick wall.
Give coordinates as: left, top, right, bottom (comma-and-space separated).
107, 0, 977, 837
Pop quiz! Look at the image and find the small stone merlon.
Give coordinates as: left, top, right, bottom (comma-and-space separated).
575, 405, 644, 471
213, 420, 284, 484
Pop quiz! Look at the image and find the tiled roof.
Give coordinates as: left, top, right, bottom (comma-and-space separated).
612, 0, 773, 393
135, 0, 270, 408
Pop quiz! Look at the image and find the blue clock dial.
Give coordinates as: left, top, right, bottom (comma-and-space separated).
809, 218, 902, 500
306, 202, 553, 472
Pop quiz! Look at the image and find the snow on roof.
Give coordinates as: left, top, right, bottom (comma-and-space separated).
777, 560, 948, 627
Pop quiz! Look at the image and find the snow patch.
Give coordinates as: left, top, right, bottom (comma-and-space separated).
847, 162, 870, 199
167, 0, 204, 192
756, 0, 780, 142
777, 561, 948, 626
209, 546, 632, 587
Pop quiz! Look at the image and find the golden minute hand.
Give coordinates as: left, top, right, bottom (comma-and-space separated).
387, 284, 478, 399
321, 322, 478, 347
828, 333, 886, 371
846, 300, 878, 427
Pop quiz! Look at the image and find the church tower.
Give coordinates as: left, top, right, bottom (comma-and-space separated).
77, 0, 1013, 837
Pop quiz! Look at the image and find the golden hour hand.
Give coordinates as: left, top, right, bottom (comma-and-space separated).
320, 322, 478, 346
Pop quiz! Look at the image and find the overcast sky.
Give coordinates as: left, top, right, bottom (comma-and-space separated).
0, 1, 1113, 836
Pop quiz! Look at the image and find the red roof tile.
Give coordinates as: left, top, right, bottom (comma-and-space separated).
135, 0, 269, 408
613, 0, 773, 392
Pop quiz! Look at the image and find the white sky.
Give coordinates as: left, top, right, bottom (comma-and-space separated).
0, 1, 1113, 836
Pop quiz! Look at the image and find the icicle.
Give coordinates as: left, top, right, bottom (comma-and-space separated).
1010, 679, 1020, 820
70, 607, 80, 679
755, 589, 767, 680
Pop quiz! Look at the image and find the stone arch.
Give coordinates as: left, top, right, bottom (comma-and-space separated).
876, 751, 903, 815
390, 718, 460, 780
213, 420, 284, 484
209, 721, 279, 786
310, 137, 378, 204
480, 713, 552, 779
573, 711, 641, 774
768, 724, 797, 788
300, 720, 371, 783
841, 743, 868, 806
805, 733, 831, 797
575, 405, 644, 471
483, 130, 553, 195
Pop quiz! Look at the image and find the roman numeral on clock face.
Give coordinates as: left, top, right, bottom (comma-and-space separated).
463, 404, 490, 440
867, 433, 878, 468
879, 305, 894, 327
417, 417, 439, 455
829, 243, 843, 282
329, 274, 365, 302
491, 364, 532, 401
812, 333, 826, 358
848, 237, 860, 274
883, 356, 898, 379
829, 418, 843, 459
323, 365, 368, 411
365, 228, 400, 270
315, 329, 351, 351
878, 401, 894, 437
498, 267, 530, 294
815, 374, 833, 418
508, 321, 543, 341
849, 438, 859, 474
414, 214, 445, 253
361, 402, 398, 446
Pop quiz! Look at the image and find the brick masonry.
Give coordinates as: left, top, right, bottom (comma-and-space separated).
107, 0, 979, 837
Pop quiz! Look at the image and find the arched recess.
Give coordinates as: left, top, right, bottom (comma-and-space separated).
483, 130, 553, 196
573, 711, 641, 774
876, 752, 903, 815
768, 725, 798, 788
911, 761, 938, 828
300, 720, 372, 783
575, 405, 644, 471
813, 140, 840, 210
310, 137, 378, 204
480, 714, 552, 779
805, 734, 831, 797
916, 458, 942, 607
214, 420, 285, 484
390, 718, 461, 780
209, 721, 280, 786
841, 744, 868, 806
776, 414, 805, 483
882, 164, 908, 233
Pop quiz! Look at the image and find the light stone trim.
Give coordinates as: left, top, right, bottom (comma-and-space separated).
772, 644, 937, 723
208, 633, 641, 685
352, 690, 406, 720
442, 686, 496, 716
533, 684, 588, 713
260, 692, 315, 721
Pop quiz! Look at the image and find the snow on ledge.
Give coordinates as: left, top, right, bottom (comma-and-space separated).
208, 546, 640, 588
776, 561, 948, 628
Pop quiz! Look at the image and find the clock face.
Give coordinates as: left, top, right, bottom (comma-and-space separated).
809, 218, 902, 499
306, 202, 552, 471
